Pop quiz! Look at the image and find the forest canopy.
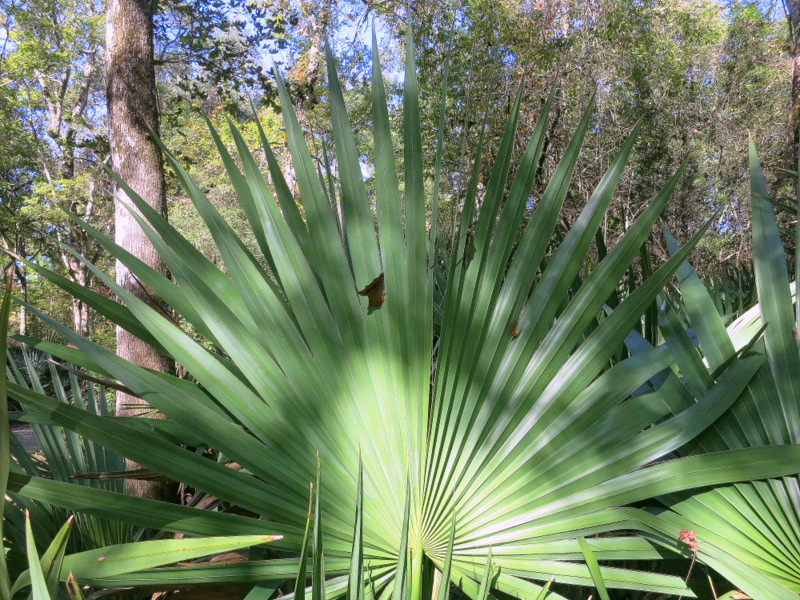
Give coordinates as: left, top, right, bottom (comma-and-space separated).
0, 0, 792, 341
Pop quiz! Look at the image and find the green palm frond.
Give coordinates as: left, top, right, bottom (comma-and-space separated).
8, 29, 800, 599
643, 141, 800, 600
6, 347, 129, 555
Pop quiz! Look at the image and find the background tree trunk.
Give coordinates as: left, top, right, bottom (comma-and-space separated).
787, 0, 800, 166
106, 0, 176, 500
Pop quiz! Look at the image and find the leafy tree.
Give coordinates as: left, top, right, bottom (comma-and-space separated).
372, 0, 787, 275
162, 105, 284, 267
0, 0, 110, 338
0, 0, 309, 344
153, 0, 298, 121
0, 57, 42, 335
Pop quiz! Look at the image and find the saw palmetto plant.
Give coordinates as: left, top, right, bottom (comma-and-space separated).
7, 30, 800, 599
630, 144, 800, 600
6, 345, 129, 554
0, 289, 280, 599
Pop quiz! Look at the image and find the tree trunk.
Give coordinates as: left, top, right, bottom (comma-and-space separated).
106, 0, 175, 500
56, 233, 93, 338
65, 251, 90, 338
16, 265, 27, 336
787, 0, 800, 166
279, 0, 332, 197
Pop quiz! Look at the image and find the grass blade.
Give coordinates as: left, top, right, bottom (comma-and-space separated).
577, 537, 610, 600
295, 482, 314, 600
534, 576, 554, 600
66, 573, 85, 599
41, 516, 74, 597
434, 516, 456, 600
349, 453, 365, 600
313, 454, 326, 600
392, 478, 412, 600
476, 550, 493, 600
25, 511, 51, 600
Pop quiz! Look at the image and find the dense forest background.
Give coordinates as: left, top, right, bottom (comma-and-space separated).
0, 0, 793, 347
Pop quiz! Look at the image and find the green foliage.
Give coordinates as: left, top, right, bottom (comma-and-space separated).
6, 29, 800, 600
0, 0, 791, 349
162, 106, 285, 268
632, 143, 800, 600
0, 0, 302, 343
0, 288, 279, 599
0, 0, 112, 341
6, 345, 128, 555
377, 0, 787, 275
153, 0, 293, 114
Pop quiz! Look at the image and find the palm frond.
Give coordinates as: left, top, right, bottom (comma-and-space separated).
9, 27, 799, 600
647, 141, 800, 600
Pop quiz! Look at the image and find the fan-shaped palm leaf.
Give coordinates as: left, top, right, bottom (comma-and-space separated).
9, 30, 800, 599
638, 141, 800, 600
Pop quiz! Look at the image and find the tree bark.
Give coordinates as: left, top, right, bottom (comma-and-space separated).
16, 265, 27, 337
106, 0, 175, 500
787, 0, 800, 166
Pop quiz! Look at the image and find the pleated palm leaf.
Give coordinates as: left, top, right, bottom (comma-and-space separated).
0, 289, 280, 599
5, 346, 130, 555
9, 32, 800, 598
637, 143, 800, 600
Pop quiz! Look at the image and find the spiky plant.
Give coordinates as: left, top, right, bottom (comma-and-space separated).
634, 143, 800, 600
0, 288, 279, 600
7, 31, 800, 599
6, 345, 130, 555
